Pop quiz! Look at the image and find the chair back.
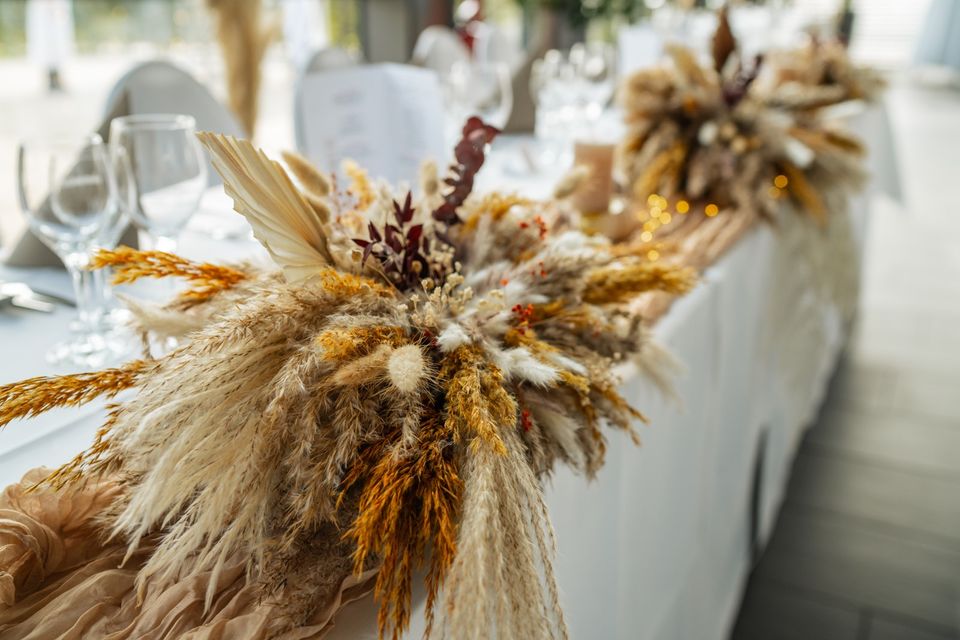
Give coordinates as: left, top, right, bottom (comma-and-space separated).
411, 25, 471, 77
102, 60, 243, 186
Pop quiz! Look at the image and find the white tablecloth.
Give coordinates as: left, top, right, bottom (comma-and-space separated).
0, 102, 900, 640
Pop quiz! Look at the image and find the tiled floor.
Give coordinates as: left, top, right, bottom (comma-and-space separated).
732, 79, 960, 639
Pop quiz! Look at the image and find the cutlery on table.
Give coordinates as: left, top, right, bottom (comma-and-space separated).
0, 281, 75, 308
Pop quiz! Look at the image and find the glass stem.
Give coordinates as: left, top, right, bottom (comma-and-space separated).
90, 265, 119, 320
153, 235, 178, 254
64, 253, 100, 334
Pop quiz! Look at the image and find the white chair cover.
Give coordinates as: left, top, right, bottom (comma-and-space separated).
411, 25, 471, 78
102, 60, 243, 186
302, 46, 362, 74
471, 23, 523, 71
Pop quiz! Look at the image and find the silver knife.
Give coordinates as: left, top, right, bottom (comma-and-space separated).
10, 295, 55, 313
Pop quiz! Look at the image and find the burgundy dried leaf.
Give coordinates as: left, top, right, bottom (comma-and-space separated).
432, 116, 500, 226
407, 224, 424, 247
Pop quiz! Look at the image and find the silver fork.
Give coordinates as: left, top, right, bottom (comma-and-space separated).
0, 281, 75, 308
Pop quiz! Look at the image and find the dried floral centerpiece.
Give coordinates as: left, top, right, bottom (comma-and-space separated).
759, 38, 887, 111
0, 119, 695, 639
615, 8, 867, 270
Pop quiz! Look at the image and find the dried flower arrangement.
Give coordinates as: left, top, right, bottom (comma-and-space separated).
759, 38, 887, 110
615, 8, 867, 270
0, 119, 695, 639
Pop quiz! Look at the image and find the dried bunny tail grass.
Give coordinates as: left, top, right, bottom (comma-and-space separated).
91, 247, 247, 304
281, 149, 332, 197
439, 424, 567, 640
342, 414, 461, 640
387, 344, 428, 394
584, 261, 697, 305
0, 360, 148, 429
420, 159, 440, 198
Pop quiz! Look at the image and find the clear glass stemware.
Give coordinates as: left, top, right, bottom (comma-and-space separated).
574, 42, 616, 125
17, 133, 115, 366
444, 61, 514, 145
109, 114, 207, 253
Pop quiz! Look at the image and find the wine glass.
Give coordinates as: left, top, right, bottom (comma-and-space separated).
574, 42, 616, 124
17, 133, 116, 366
444, 61, 513, 140
109, 114, 207, 253
529, 49, 579, 168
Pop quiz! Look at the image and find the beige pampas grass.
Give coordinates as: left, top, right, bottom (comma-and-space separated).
206, 0, 274, 137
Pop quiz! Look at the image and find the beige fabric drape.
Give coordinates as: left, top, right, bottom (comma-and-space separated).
0, 469, 375, 640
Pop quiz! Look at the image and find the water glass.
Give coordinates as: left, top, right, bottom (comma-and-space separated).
444, 61, 513, 144
109, 114, 206, 253
17, 133, 115, 366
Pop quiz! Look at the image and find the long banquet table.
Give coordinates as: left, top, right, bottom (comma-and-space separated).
0, 101, 900, 639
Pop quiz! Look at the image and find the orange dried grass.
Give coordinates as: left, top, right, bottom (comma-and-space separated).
91, 247, 247, 304
42, 404, 125, 488
781, 164, 827, 225
632, 141, 686, 202
0, 360, 147, 429
342, 414, 462, 640
344, 160, 375, 212
315, 326, 408, 361
315, 267, 395, 299
439, 345, 516, 455
584, 262, 697, 305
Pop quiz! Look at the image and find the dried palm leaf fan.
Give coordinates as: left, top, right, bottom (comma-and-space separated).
0, 119, 696, 639
206, 0, 274, 137
615, 6, 867, 270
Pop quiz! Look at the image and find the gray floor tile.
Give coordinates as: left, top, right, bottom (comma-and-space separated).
731, 581, 860, 640
807, 408, 960, 476
870, 615, 959, 640
752, 510, 960, 630
787, 448, 960, 545
891, 374, 960, 423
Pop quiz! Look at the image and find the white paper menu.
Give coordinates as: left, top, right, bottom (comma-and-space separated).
297, 63, 447, 186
